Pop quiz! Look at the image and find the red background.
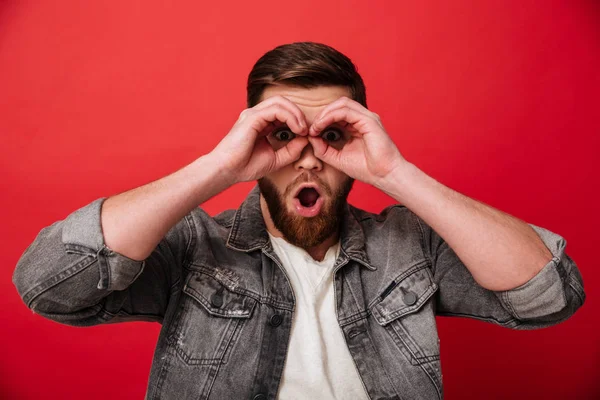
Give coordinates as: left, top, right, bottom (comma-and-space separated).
1, 1, 598, 398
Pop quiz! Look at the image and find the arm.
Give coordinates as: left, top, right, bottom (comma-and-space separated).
418, 212, 585, 328
12, 96, 310, 326
11, 155, 228, 326
308, 96, 585, 325
101, 154, 232, 262
377, 161, 552, 291
381, 162, 585, 326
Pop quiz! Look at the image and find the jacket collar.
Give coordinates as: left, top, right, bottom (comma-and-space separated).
226, 185, 374, 270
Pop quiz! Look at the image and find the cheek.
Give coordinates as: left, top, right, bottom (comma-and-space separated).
323, 171, 350, 195
264, 169, 294, 195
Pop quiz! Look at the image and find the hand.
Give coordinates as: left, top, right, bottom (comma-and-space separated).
210, 96, 309, 183
308, 97, 407, 187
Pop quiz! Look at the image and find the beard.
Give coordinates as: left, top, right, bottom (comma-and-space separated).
258, 172, 354, 249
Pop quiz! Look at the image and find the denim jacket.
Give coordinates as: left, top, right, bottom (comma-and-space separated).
13, 186, 585, 400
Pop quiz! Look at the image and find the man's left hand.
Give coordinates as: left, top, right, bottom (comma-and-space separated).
308, 96, 407, 187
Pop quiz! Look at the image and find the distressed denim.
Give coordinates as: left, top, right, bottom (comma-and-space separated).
13, 186, 585, 399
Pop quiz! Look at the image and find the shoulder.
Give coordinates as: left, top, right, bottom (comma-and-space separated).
348, 203, 432, 251
349, 203, 425, 230
184, 207, 237, 231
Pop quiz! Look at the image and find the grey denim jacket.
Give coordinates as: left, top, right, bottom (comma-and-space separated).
13, 186, 585, 400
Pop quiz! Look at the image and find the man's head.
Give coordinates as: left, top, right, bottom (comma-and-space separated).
247, 42, 367, 109
247, 42, 366, 249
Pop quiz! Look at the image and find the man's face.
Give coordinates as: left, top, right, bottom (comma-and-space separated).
257, 84, 354, 249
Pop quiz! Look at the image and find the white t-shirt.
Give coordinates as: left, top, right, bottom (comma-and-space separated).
268, 233, 370, 400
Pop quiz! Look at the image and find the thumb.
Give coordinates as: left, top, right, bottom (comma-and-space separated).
273, 136, 308, 169
308, 137, 340, 166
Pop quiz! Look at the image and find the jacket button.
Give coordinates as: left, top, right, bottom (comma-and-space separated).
269, 314, 283, 327
253, 394, 267, 400
211, 293, 224, 308
403, 291, 417, 306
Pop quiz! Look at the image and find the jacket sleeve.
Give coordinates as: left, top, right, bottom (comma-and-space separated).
418, 217, 586, 329
12, 198, 195, 327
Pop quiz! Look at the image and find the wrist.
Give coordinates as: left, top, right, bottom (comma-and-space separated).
202, 151, 239, 187
374, 160, 417, 203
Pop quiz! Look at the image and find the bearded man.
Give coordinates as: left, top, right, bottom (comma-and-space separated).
13, 42, 585, 400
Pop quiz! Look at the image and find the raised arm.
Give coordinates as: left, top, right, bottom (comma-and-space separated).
12, 95, 310, 326
308, 96, 585, 325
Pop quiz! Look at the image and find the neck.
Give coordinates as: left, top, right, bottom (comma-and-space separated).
260, 195, 338, 262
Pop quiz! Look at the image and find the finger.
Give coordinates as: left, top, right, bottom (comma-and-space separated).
310, 107, 371, 137
308, 136, 341, 166
273, 136, 309, 169
252, 95, 307, 132
312, 96, 370, 126
251, 104, 307, 139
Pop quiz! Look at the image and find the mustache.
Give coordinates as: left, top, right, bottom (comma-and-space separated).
284, 172, 333, 197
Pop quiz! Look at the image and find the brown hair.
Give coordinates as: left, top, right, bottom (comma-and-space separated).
247, 42, 367, 108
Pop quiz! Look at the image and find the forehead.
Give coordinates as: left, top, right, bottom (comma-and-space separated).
259, 84, 351, 118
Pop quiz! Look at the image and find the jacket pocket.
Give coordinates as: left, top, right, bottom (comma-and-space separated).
371, 263, 440, 366
167, 271, 256, 366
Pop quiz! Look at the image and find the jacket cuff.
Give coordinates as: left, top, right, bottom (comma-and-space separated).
61, 198, 145, 291
495, 224, 570, 320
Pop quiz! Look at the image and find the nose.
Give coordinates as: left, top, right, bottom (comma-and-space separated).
294, 143, 323, 172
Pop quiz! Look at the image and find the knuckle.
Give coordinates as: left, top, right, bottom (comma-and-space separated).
269, 104, 286, 116
270, 95, 289, 105
239, 108, 252, 120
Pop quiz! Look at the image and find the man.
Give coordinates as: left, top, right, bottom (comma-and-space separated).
13, 42, 585, 400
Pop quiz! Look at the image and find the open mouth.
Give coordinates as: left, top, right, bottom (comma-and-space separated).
297, 187, 320, 207
292, 184, 324, 217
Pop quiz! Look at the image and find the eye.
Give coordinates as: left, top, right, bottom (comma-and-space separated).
272, 128, 296, 142
321, 128, 342, 142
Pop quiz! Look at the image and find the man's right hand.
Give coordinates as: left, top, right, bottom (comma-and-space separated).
209, 96, 309, 184
99, 96, 308, 261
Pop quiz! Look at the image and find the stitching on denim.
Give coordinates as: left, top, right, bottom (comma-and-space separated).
23, 256, 97, 306
346, 269, 366, 320
361, 324, 401, 399
168, 277, 182, 297
226, 207, 243, 248
96, 247, 109, 290
436, 311, 517, 326
412, 213, 433, 270
184, 283, 256, 318
226, 242, 265, 253
264, 247, 298, 311
567, 275, 585, 305
384, 322, 419, 367
389, 320, 422, 365
366, 261, 431, 310
64, 244, 92, 255
106, 247, 113, 290
387, 306, 441, 365
170, 304, 243, 367
376, 284, 438, 324
99, 308, 163, 323
129, 260, 146, 286
201, 320, 240, 397
347, 206, 374, 267
186, 264, 295, 311
182, 214, 196, 270
417, 359, 443, 399
151, 345, 172, 399
151, 346, 176, 400
338, 310, 370, 326
502, 291, 521, 320
555, 260, 569, 311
